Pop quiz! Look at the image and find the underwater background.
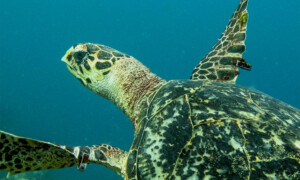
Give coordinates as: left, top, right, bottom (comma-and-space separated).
0, 0, 299, 179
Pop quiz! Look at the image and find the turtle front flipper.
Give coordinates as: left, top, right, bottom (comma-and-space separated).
0, 131, 129, 178
191, 0, 251, 83
0, 131, 78, 177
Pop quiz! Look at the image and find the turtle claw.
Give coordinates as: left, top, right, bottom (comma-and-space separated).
77, 153, 89, 172
233, 57, 252, 70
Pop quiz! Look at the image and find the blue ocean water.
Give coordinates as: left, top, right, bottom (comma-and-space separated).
0, 0, 299, 179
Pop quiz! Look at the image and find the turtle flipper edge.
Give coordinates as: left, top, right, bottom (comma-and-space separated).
191, 0, 251, 84
0, 131, 128, 178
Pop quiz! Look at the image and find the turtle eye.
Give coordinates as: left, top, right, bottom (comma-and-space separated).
74, 51, 87, 64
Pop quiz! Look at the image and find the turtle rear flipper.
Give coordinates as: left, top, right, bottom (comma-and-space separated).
0, 131, 128, 178
191, 0, 251, 83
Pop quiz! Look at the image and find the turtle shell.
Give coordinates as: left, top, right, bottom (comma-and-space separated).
126, 80, 300, 179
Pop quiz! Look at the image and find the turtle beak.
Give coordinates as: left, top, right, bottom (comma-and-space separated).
61, 47, 74, 65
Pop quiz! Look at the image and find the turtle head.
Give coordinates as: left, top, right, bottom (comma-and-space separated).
61, 43, 132, 100
62, 43, 165, 125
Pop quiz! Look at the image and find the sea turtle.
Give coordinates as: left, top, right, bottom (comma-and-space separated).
0, 0, 300, 179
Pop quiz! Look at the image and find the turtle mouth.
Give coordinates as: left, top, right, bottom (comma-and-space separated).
62, 44, 92, 87
61, 48, 73, 65
61, 44, 89, 75
61, 48, 81, 79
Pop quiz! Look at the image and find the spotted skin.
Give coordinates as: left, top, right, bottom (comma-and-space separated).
191, 0, 251, 83
126, 80, 300, 179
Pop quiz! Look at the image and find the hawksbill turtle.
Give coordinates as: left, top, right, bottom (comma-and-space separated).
0, 0, 300, 179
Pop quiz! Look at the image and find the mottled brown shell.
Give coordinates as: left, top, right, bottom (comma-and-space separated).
126, 80, 300, 179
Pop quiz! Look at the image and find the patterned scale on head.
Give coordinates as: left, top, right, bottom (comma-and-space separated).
62, 43, 130, 91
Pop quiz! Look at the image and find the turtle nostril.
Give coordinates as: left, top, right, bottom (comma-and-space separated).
74, 51, 87, 64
